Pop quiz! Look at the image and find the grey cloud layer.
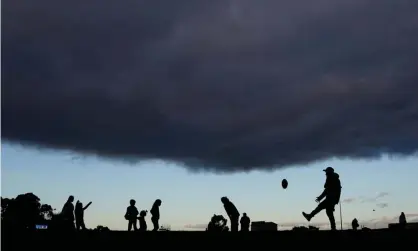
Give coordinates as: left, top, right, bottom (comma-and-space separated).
2, 0, 418, 172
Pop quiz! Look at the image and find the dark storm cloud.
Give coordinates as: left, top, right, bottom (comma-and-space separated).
2, 0, 418, 172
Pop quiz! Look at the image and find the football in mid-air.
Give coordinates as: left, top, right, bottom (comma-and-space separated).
282, 179, 288, 189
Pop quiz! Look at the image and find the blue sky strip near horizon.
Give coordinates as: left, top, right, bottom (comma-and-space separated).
1, 143, 417, 230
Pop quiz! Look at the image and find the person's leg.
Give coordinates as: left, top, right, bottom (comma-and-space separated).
303, 200, 327, 221
231, 216, 239, 232
133, 220, 138, 231
152, 217, 159, 231
81, 220, 86, 230
128, 220, 133, 231
325, 203, 336, 230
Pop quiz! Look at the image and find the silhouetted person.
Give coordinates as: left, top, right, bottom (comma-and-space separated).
207, 219, 216, 232
61, 195, 75, 231
352, 218, 359, 230
240, 213, 250, 231
399, 212, 407, 228
207, 214, 228, 232
302, 167, 341, 230
138, 210, 148, 231
206, 214, 219, 232
125, 199, 139, 231
75, 200, 92, 230
150, 199, 162, 231
221, 197, 240, 232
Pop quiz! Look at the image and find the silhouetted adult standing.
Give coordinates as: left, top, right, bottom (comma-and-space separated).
221, 197, 240, 232
150, 199, 162, 231
61, 195, 75, 231
352, 218, 359, 230
75, 200, 92, 230
125, 199, 139, 231
399, 212, 407, 228
240, 213, 250, 231
302, 167, 341, 230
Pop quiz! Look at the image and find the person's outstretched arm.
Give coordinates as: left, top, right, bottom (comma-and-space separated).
83, 202, 92, 210
316, 189, 326, 202
316, 176, 332, 202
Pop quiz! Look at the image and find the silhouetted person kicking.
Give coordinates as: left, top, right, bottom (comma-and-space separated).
61, 195, 75, 231
125, 199, 139, 231
150, 199, 162, 231
240, 213, 250, 231
138, 210, 148, 231
352, 218, 359, 230
75, 200, 92, 230
302, 167, 341, 230
221, 197, 240, 232
399, 212, 407, 228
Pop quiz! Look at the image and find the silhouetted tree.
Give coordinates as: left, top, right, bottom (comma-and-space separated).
40, 204, 54, 221
1, 197, 13, 219
1, 193, 54, 230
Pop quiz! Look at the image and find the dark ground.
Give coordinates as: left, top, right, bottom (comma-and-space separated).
2, 229, 416, 250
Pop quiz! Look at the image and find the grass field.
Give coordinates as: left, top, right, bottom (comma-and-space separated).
3, 228, 416, 250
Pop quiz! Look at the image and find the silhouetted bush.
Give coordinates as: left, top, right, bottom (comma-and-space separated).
1, 193, 54, 230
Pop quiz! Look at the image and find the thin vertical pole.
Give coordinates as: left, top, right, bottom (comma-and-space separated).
339, 202, 343, 230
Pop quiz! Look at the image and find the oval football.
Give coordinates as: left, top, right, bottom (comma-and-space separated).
282, 179, 288, 189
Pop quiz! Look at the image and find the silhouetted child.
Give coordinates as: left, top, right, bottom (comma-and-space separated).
399, 212, 407, 228
221, 196, 240, 232
125, 199, 139, 231
207, 214, 228, 232
75, 200, 92, 230
207, 216, 216, 232
302, 167, 341, 231
138, 210, 148, 231
351, 218, 359, 230
150, 199, 162, 231
240, 213, 250, 231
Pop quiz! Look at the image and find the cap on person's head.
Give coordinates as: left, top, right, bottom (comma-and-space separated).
323, 167, 334, 173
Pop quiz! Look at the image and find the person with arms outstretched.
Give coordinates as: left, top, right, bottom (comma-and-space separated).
221, 196, 240, 232
75, 200, 92, 230
125, 199, 139, 231
150, 199, 162, 231
302, 167, 341, 230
